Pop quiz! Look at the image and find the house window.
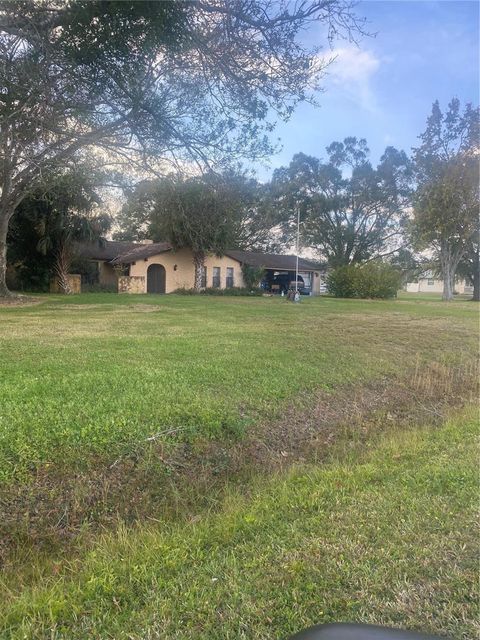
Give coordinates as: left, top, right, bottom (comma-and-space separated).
226, 267, 234, 288
201, 266, 207, 288
212, 266, 221, 288
427, 279, 434, 286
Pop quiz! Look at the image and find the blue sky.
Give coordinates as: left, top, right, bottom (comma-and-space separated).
255, 0, 479, 179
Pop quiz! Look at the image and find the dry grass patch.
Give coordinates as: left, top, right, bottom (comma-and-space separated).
0, 296, 41, 307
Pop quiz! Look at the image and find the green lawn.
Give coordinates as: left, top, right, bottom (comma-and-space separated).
0, 293, 478, 639
1, 407, 478, 639
0, 293, 477, 483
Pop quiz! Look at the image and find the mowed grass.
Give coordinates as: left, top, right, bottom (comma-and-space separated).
0, 293, 478, 483
1, 408, 478, 639
0, 293, 478, 638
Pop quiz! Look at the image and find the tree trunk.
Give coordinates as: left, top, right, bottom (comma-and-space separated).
450, 271, 456, 295
442, 274, 453, 300
0, 212, 13, 298
193, 250, 205, 291
442, 259, 453, 301
440, 240, 463, 302
470, 243, 480, 302
472, 260, 480, 302
54, 244, 73, 295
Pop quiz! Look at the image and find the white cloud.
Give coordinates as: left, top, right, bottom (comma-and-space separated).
324, 46, 382, 114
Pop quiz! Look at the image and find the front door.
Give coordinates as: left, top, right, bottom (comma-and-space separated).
147, 264, 166, 294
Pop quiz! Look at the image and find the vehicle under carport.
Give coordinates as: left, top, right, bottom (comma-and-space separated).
225, 250, 325, 295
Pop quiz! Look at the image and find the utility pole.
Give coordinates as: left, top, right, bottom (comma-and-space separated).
295, 205, 300, 293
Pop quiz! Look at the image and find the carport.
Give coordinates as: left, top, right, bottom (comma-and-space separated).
225, 250, 325, 295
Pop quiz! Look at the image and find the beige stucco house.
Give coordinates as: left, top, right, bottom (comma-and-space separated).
79, 240, 324, 295
406, 270, 473, 294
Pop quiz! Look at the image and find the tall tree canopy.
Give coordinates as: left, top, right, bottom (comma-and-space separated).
117, 172, 271, 290
270, 138, 412, 267
411, 99, 479, 300
116, 170, 278, 250
0, 0, 365, 296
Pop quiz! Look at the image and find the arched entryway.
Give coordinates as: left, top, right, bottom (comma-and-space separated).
147, 264, 166, 294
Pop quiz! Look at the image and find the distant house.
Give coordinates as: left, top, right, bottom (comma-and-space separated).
406, 270, 473, 295
78, 240, 325, 294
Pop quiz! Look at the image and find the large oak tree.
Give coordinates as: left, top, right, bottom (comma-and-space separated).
270, 139, 412, 266
0, 0, 364, 297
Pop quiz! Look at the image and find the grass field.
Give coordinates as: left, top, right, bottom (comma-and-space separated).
0, 293, 478, 638
2, 408, 478, 639
0, 293, 477, 482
